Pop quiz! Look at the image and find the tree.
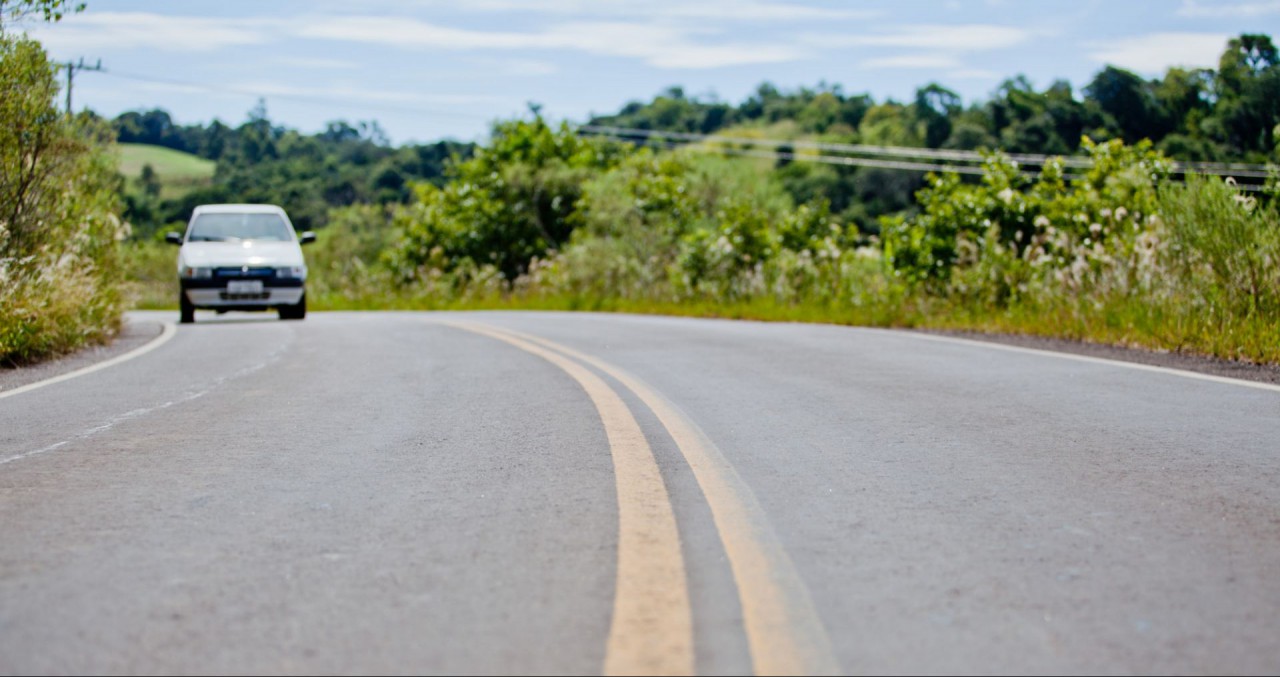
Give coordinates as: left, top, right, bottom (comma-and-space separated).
390, 119, 627, 281
1213, 34, 1280, 155
138, 162, 160, 198
1084, 66, 1168, 144
0, 0, 84, 27
1, 33, 126, 363
913, 83, 961, 148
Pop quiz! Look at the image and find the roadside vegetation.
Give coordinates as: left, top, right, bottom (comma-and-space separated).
1, 1, 128, 366
305, 121, 1279, 363
125, 116, 1280, 362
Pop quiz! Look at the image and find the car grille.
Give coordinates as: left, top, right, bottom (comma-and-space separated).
219, 291, 271, 301
214, 266, 275, 280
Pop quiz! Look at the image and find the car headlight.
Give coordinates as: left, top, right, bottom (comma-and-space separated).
180, 266, 212, 279
276, 266, 307, 279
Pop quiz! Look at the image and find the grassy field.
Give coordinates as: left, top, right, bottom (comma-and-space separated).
116, 143, 215, 200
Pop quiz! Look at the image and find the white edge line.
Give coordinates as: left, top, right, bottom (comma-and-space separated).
893, 329, 1280, 394
0, 321, 178, 401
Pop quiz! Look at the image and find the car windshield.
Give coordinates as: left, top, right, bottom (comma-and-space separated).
188, 212, 293, 242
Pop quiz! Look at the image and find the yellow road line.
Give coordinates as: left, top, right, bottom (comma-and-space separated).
491, 324, 841, 677
444, 321, 694, 677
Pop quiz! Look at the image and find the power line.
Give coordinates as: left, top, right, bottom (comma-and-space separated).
578, 125, 1277, 181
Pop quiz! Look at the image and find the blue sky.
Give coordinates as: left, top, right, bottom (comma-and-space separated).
24, 0, 1280, 145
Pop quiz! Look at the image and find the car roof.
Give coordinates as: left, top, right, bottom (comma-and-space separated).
191, 204, 288, 215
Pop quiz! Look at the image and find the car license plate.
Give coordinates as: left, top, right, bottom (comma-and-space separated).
227, 280, 263, 294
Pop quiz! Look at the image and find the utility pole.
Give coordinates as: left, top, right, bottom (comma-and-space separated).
64, 58, 102, 114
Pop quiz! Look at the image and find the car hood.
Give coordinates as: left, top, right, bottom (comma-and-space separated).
179, 241, 305, 268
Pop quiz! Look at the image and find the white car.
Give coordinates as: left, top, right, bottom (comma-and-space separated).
165, 204, 316, 323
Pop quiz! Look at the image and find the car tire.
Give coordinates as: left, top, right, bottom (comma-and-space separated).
279, 293, 306, 321
179, 291, 195, 324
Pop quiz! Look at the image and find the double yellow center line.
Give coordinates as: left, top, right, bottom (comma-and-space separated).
445, 321, 839, 676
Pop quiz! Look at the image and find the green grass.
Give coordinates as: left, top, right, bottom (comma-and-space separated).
116, 143, 215, 179
116, 143, 215, 200
127, 263, 1280, 366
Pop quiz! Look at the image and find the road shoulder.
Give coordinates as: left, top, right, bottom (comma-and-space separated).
918, 328, 1280, 386
0, 315, 167, 394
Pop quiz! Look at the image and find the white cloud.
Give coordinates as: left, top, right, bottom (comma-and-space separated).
293, 16, 807, 69
125, 80, 218, 96
27, 12, 272, 52
1089, 32, 1230, 74
295, 16, 537, 50
1177, 0, 1280, 17
859, 54, 961, 70
823, 23, 1030, 79
236, 81, 508, 107
812, 24, 1032, 52
32, 9, 811, 70
400, 0, 878, 22
278, 57, 359, 70
473, 58, 559, 77
552, 22, 806, 68
948, 68, 1000, 80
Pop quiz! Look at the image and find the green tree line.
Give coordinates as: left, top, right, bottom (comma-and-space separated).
595, 35, 1279, 160
591, 35, 1279, 233
113, 105, 474, 237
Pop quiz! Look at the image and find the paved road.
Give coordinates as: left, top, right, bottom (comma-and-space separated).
2, 310, 1278, 675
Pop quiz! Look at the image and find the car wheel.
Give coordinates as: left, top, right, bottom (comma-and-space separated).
279, 293, 306, 321
179, 291, 195, 324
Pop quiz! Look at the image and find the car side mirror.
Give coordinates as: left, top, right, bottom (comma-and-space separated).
165, 232, 183, 246
299, 231, 316, 245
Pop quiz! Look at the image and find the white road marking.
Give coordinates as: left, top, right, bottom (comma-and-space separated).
895, 329, 1280, 394
0, 321, 177, 400
1, 343, 288, 466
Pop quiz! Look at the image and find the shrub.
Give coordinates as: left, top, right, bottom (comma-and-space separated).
1, 34, 126, 365
1159, 175, 1280, 319
387, 119, 626, 282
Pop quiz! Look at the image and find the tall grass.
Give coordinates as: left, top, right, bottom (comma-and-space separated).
1, 35, 127, 366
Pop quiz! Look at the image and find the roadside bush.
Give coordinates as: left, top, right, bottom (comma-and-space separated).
1, 34, 126, 365
117, 237, 174, 309
1145, 175, 1280, 359
882, 138, 1170, 299
307, 203, 398, 302
1160, 175, 1280, 318
387, 119, 627, 282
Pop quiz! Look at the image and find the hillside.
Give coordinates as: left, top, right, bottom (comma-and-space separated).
116, 143, 215, 201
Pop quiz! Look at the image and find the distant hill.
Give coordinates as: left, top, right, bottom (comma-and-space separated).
116, 143, 215, 200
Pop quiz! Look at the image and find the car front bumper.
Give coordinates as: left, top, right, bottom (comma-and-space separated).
182, 279, 304, 309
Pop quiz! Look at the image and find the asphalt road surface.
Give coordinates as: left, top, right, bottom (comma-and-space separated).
2, 310, 1278, 675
